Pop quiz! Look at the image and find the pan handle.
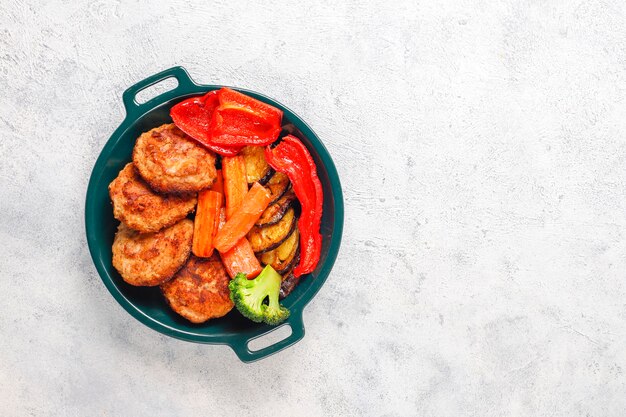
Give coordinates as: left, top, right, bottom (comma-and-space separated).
122, 66, 199, 115
228, 310, 305, 363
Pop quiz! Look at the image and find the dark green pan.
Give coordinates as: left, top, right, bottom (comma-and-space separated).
85, 66, 343, 363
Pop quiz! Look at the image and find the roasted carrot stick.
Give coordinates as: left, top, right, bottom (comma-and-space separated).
213, 182, 272, 253
222, 239, 263, 278
216, 208, 262, 278
192, 190, 223, 257
222, 155, 248, 219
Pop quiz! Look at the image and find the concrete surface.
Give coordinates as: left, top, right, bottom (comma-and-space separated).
1, 1, 626, 416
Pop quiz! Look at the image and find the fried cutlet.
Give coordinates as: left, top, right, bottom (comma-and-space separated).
112, 219, 193, 286
108, 163, 196, 233
161, 255, 234, 323
132, 123, 217, 194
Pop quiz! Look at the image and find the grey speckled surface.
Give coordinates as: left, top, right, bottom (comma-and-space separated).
1, 1, 626, 416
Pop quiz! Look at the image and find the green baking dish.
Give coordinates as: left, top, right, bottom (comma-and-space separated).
85, 66, 343, 363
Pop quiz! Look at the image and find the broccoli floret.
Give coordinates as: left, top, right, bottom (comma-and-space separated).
229, 265, 290, 325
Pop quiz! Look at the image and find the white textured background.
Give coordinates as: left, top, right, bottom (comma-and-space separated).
1, 1, 626, 416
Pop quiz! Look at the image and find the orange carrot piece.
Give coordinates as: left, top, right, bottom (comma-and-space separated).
211, 169, 224, 195
192, 190, 223, 257
222, 238, 263, 278
213, 182, 272, 253
222, 155, 248, 219
216, 208, 263, 278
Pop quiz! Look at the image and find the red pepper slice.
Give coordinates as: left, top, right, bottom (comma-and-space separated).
210, 106, 282, 146
170, 91, 242, 156
265, 135, 323, 277
218, 88, 283, 122
209, 88, 283, 147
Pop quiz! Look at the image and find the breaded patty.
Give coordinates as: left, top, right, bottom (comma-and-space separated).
109, 163, 197, 233
161, 255, 234, 323
133, 123, 217, 194
112, 219, 193, 286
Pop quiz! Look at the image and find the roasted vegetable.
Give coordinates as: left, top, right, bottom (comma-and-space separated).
192, 190, 222, 257
259, 228, 300, 274
171, 88, 283, 151
265, 135, 323, 277
210, 88, 283, 147
265, 171, 290, 205
241, 146, 273, 185
247, 208, 296, 253
170, 90, 243, 156
213, 182, 272, 253
279, 272, 300, 299
216, 208, 263, 279
229, 266, 290, 325
222, 155, 249, 219
255, 189, 296, 227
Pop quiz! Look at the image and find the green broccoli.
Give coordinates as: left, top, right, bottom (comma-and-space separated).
229, 265, 290, 325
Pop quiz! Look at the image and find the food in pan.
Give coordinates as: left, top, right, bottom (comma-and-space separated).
112, 220, 193, 286
255, 189, 296, 227
228, 266, 290, 325
279, 272, 300, 299
240, 145, 273, 185
265, 172, 290, 204
161, 255, 233, 323
247, 208, 296, 253
259, 228, 300, 275
213, 182, 273, 253
265, 135, 323, 277
109, 163, 197, 233
109, 87, 323, 325
132, 124, 217, 194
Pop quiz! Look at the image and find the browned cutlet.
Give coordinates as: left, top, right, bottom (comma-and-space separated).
161, 255, 234, 323
133, 123, 217, 194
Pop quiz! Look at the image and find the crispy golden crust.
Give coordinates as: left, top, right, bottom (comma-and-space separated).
108, 163, 197, 233
112, 220, 193, 287
133, 123, 217, 194
161, 255, 234, 323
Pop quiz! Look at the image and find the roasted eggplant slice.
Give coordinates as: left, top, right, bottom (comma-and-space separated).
280, 272, 300, 299
248, 208, 296, 253
255, 189, 296, 227
241, 146, 273, 185
265, 172, 290, 204
259, 228, 300, 274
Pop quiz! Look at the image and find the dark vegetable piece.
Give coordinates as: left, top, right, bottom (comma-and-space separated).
229, 266, 290, 325
240, 146, 273, 185
265, 135, 323, 277
247, 208, 296, 253
279, 272, 300, 299
259, 228, 300, 274
265, 172, 290, 205
255, 189, 296, 227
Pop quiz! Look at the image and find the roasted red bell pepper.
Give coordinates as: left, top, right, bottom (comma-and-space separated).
209, 88, 283, 146
218, 88, 282, 122
265, 135, 323, 277
170, 90, 242, 156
